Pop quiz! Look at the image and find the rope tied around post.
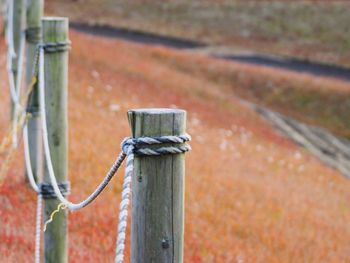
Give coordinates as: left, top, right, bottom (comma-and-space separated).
115, 134, 191, 263
39, 182, 70, 199
121, 134, 191, 156
37, 41, 71, 53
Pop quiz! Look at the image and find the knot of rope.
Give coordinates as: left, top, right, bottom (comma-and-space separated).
121, 134, 191, 156
40, 182, 70, 199
37, 41, 71, 53
25, 27, 41, 44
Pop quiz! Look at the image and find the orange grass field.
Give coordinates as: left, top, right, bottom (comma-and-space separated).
1, 30, 350, 262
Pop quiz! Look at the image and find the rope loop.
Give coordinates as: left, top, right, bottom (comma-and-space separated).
25, 27, 42, 44
121, 134, 191, 156
39, 182, 70, 199
37, 40, 71, 53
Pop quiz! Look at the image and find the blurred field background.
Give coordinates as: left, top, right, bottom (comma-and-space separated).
45, 0, 350, 139
46, 0, 350, 67
1, 1, 350, 262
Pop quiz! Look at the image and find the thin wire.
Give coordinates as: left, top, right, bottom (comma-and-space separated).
43, 203, 67, 232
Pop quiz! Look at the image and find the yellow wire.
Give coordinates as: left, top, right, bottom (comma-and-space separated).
43, 203, 67, 232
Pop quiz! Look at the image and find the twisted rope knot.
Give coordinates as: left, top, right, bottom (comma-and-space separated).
39, 182, 70, 199
37, 40, 71, 53
121, 134, 191, 156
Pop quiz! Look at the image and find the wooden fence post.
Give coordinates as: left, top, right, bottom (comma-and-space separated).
128, 109, 186, 263
42, 17, 69, 263
10, 0, 25, 119
25, 0, 44, 182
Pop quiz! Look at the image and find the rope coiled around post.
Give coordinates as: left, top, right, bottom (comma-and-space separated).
39, 182, 70, 199
115, 134, 191, 263
38, 41, 71, 53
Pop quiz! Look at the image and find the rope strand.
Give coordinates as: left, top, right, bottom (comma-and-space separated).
34, 194, 42, 263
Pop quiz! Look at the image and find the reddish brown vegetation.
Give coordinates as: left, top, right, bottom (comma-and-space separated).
1, 31, 350, 262
46, 0, 350, 67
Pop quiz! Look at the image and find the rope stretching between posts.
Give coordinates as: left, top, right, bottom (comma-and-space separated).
19, 41, 192, 263
39, 43, 191, 263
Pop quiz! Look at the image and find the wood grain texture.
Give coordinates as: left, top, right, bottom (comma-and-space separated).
42, 17, 69, 263
128, 108, 186, 263
26, 0, 43, 183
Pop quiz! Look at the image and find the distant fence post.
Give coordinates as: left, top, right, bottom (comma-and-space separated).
128, 109, 186, 263
25, 0, 44, 182
42, 17, 69, 263
10, 0, 25, 119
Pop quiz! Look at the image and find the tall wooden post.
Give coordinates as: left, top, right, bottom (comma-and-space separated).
10, 0, 25, 118
42, 17, 69, 263
26, 0, 44, 182
128, 109, 186, 263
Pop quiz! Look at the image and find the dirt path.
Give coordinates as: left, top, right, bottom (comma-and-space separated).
71, 22, 350, 178
71, 22, 350, 82
249, 102, 350, 179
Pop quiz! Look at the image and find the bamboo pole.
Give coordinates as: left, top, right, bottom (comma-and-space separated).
25, 0, 44, 182
42, 17, 69, 263
128, 108, 186, 263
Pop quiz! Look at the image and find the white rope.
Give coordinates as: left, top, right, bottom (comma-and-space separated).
38, 48, 126, 211
5, 0, 16, 58
12, 29, 26, 148
37, 41, 191, 262
115, 146, 133, 263
23, 124, 40, 192
24, 124, 41, 263
5, 2, 41, 261
5, 0, 27, 148
6, 0, 18, 104
34, 194, 42, 263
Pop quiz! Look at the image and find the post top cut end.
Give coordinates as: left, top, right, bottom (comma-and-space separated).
127, 108, 187, 138
42, 17, 68, 22
128, 108, 186, 115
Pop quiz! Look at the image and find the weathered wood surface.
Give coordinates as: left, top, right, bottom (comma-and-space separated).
42, 17, 69, 263
128, 108, 186, 263
26, 0, 43, 183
